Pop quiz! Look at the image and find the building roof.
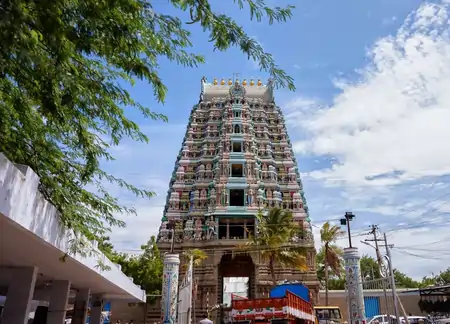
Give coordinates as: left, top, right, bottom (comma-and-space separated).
396, 285, 450, 297
419, 285, 450, 296
201, 77, 274, 101
0, 153, 146, 302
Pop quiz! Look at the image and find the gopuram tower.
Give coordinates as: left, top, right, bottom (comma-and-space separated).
157, 77, 319, 322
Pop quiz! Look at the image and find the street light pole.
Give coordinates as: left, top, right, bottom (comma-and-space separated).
340, 212, 355, 247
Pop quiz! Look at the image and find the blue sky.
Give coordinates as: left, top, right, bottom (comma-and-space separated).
106, 0, 450, 279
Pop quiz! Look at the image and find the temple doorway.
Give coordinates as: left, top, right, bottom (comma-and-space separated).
218, 253, 255, 307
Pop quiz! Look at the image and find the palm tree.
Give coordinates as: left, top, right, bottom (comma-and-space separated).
182, 248, 208, 271
182, 249, 208, 323
243, 208, 309, 287
320, 221, 343, 306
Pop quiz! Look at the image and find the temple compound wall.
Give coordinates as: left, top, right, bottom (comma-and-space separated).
156, 77, 320, 322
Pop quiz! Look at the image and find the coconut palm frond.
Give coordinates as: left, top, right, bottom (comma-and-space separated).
240, 207, 310, 286
277, 250, 309, 272
325, 245, 342, 276
182, 248, 208, 266
320, 222, 344, 243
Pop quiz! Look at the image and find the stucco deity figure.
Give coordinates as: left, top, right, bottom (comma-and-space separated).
159, 220, 170, 242
184, 218, 194, 241
207, 217, 217, 240
194, 218, 203, 240
269, 166, 277, 181
257, 188, 265, 208
221, 189, 228, 206
247, 189, 254, 206
223, 164, 229, 176
174, 220, 184, 242
183, 146, 189, 158
209, 188, 217, 211
200, 76, 207, 98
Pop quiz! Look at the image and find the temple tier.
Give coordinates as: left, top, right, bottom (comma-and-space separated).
157, 77, 320, 322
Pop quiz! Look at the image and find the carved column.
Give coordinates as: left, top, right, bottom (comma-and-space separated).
344, 247, 366, 324
162, 254, 180, 324
226, 220, 230, 239
244, 221, 247, 239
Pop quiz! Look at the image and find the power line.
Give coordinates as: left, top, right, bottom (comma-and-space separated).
394, 249, 448, 261
384, 194, 450, 235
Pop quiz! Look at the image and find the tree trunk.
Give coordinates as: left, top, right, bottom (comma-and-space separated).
325, 246, 329, 306
269, 257, 277, 287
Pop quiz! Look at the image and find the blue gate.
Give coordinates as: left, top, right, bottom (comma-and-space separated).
364, 296, 380, 319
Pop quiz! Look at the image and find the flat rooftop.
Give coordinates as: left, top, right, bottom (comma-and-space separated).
0, 153, 146, 302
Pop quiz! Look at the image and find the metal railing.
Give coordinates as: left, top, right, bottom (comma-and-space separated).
362, 277, 396, 320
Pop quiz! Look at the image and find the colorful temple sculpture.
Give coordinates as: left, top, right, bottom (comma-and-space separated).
156, 77, 319, 322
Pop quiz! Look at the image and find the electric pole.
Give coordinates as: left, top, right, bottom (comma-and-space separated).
367, 225, 390, 322
340, 212, 355, 247
383, 233, 401, 323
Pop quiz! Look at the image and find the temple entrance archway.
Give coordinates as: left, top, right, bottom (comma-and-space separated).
218, 253, 255, 307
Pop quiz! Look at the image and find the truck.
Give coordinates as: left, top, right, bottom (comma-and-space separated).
230, 288, 315, 324
269, 283, 343, 324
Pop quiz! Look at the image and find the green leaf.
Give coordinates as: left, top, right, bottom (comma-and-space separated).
0, 0, 295, 258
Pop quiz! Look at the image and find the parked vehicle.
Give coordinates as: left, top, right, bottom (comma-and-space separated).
314, 306, 343, 324
399, 316, 434, 324
368, 315, 397, 324
231, 289, 315, 324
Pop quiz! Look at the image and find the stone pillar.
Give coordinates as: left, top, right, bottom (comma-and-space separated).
162, 253, 180, 324
72, 288, 90, 324
3, 266, 38, 324
47, 280, 71, 324
89, 295, 103, 324
226, 220, 230, 239
344, 247, 366, 324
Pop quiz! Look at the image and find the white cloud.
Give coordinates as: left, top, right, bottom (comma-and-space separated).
108, 174, 169, 252
110, 201, 165, 252
297, 2, 450, 279
292, 2, 450, 187
101, 123, 186, 252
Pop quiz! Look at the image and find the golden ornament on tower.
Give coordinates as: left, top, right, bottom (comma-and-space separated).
250, 79, 255, 86
228, 79, 233, 85
213, 78, 218, 85
242, 79, 247, 86
257, 79, 262, 86
220, 79, 225, 85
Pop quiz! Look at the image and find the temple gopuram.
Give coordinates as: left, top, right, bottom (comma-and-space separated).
156, 77, 319, 322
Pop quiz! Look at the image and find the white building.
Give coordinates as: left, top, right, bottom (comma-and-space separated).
0, 153, 146, 324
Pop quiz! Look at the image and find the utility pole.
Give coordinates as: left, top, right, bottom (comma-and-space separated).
368, 225, 390, 322
383, 233, 401, 323
340, 211, 355, 247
